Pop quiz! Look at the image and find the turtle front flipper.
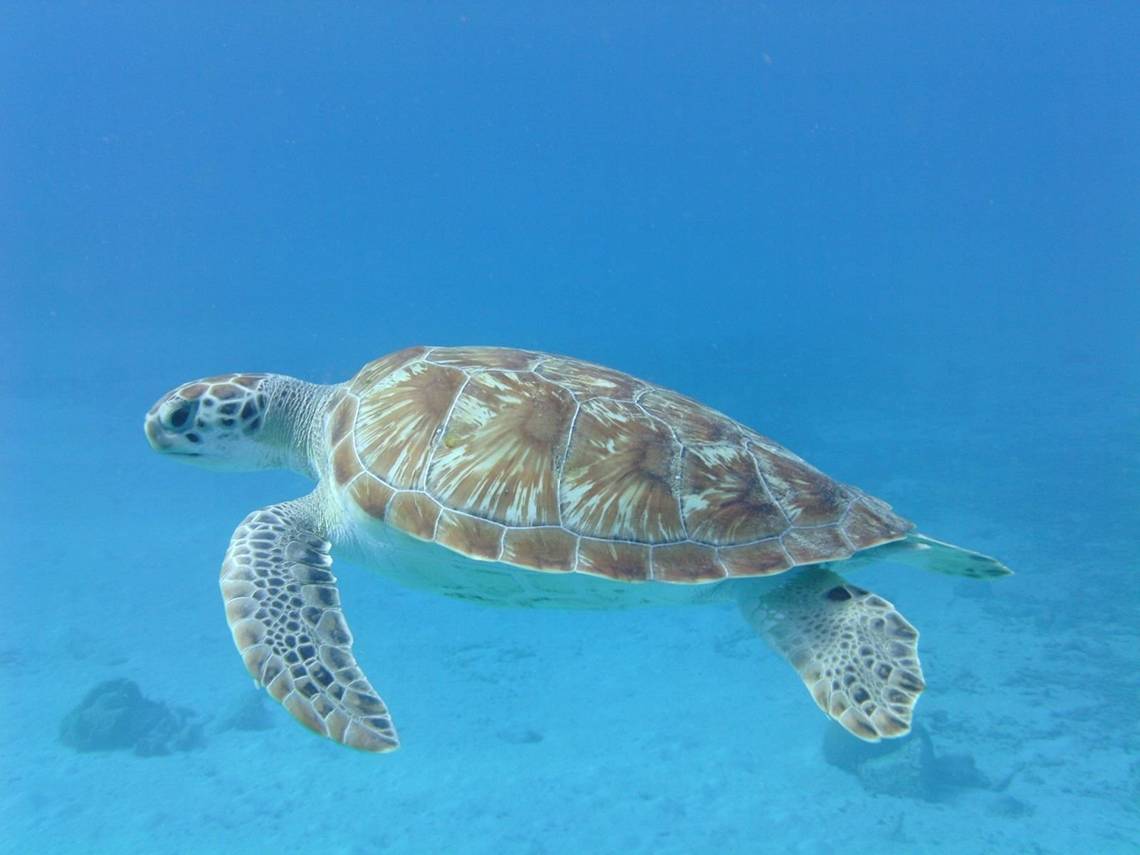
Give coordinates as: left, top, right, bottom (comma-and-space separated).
741, 567, 925, 742
221, 496, 398, 752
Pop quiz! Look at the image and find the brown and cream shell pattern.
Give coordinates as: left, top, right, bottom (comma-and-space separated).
326, 346, 912, 583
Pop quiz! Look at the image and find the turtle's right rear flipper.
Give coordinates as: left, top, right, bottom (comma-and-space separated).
868, 533, 1012, 579
741, 567, 924, 741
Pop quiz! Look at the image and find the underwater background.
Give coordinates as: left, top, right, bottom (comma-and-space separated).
3, 4, 1138, 853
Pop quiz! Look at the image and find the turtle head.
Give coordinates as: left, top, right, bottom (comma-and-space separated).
145, 374, 275, 470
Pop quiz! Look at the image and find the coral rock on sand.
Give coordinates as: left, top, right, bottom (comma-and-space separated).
59, 678, 205, 757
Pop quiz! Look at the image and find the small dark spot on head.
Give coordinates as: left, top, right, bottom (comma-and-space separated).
186, 433, 201, 444
244, 417, 262, 434
241, 400, 258, 420
219, 402, 240, 416
221, 417, 236, 428
826, 586, 852, 602
202, 397, 215, 408
852, 687, 871, 704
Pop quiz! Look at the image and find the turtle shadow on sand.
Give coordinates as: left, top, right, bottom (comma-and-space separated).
59, 678, 206, 757
822, 723, 1001, 802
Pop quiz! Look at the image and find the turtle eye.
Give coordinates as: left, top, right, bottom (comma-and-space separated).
160, 400, 196, 432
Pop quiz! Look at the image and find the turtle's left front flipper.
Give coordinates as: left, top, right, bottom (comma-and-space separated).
741, 567, 925, 742
221, 495, 399, 752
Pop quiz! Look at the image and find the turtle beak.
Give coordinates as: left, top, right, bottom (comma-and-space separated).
144, 413, 170, 451
145, 414, 200, 456
146, 392, 204, 457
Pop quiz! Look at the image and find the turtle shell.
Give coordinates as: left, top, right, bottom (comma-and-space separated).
327, 346, 912, 583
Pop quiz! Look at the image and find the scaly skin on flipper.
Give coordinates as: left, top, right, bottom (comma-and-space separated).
742, 567, 925, 741
221, 494, 398, 752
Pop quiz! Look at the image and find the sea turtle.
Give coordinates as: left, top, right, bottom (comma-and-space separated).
145, 345, 1010, 752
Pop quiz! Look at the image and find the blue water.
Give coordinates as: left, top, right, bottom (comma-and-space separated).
3, 4, 1138, 853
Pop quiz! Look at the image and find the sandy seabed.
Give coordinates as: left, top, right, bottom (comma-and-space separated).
2, 397, 1136, 855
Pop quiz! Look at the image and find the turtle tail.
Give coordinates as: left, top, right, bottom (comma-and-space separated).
870, 533, 1012, 579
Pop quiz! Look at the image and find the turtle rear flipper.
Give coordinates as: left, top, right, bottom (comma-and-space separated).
221, 493, 399, 752
866, 533, 1012, 579
742, 567, 925, 741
